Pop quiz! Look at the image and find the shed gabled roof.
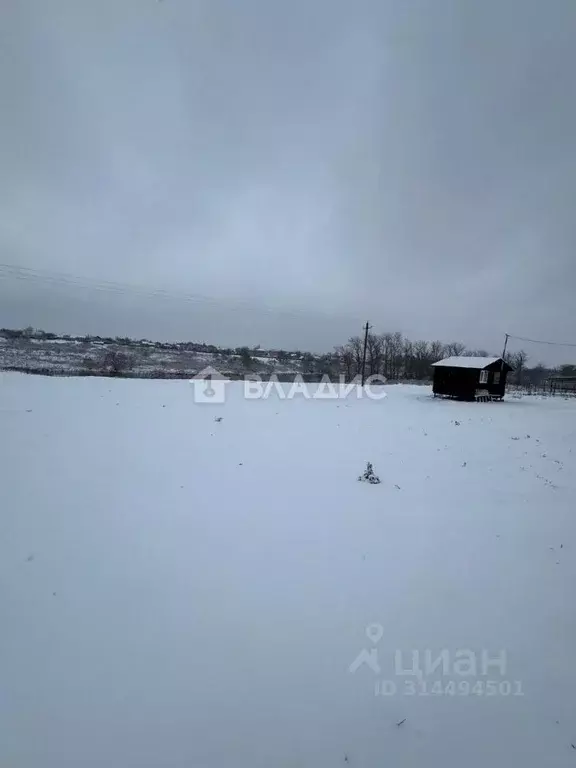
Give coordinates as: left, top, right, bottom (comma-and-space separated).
432, 356, 507, 369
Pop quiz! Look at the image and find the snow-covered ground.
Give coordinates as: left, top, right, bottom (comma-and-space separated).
0, 337, 294, 377
1, 373, 575, 767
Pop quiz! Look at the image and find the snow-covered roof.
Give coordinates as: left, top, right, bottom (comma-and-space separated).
432, 356, 502, 369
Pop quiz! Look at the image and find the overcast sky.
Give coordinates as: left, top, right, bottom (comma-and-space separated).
1, 0, 575, 362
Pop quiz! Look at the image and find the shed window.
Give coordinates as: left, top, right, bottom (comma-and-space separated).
479, 370, 489, 384
493, 372, 501, 384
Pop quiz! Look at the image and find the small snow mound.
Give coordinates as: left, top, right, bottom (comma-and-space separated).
358, 462, 381, 484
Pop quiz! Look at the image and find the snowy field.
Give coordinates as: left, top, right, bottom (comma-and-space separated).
1, 372, 576, 767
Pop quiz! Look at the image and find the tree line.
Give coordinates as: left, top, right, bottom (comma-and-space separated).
332, 331, 560, 386
2, 326, 575, 385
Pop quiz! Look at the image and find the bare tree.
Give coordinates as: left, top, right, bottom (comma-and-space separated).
381, 333, 393, 379
403, 339, 414, 378
316, 353, 336, 375
347, 336, 364, 378
366, 332, 384, 376
334, 345, 354, 380
236, 347, 253, 368
412, 340, 431, 379
429, 340, 446, 364
388, 332, 404, 379
102, 350, 134, 376
510, 350, 529, 385
445, 342, 466, 357
525, 362, 549, 388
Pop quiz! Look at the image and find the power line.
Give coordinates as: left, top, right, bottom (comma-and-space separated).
507, 333, 576, 348
0, 262, 357, 325
4, 263, 573, 353
0, 263, 255, 307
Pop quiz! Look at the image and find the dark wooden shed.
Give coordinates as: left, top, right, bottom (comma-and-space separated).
431, 356, 513, 401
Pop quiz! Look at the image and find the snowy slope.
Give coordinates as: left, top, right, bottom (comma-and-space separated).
1, 373, 576, 767
0, 337, 302, 377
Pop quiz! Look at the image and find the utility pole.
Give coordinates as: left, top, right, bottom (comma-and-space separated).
361, 321, 372, 386
500, 332, 509, 378
501, 333, 509, 361
501, 333, 509, 367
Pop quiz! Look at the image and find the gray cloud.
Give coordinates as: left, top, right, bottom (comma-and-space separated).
1, 0, 575, 363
